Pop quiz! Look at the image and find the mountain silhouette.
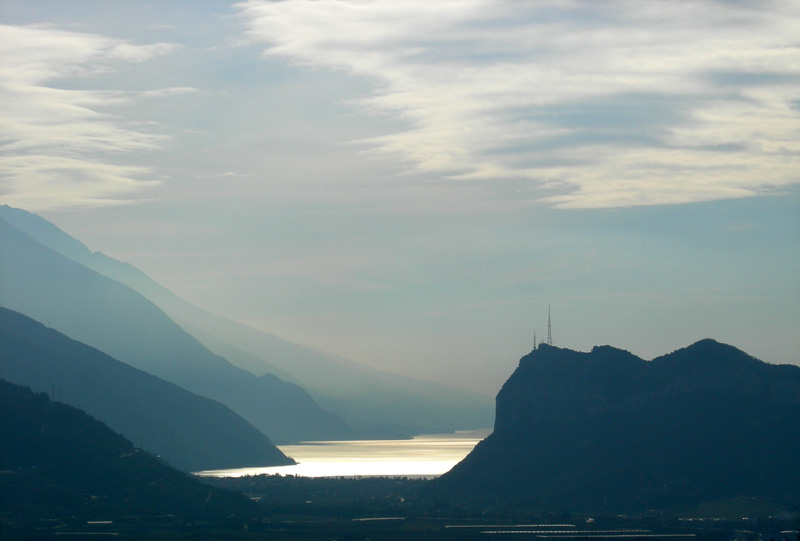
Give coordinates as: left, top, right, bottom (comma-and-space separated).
436, 341, 800, 513
0, 213, 354, 443
0, 204, 493, 437
0, 378, 255, 520
0, 307, 292, 471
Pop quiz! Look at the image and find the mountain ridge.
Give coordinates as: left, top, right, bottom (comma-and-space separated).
436, 340, 800, 513
0, 213, 355, 443
1, 204, 493, 436
0, 378, 255, 521
0, 307, 293, 471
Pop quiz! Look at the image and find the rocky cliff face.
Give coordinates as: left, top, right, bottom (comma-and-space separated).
436, 340, 800, 513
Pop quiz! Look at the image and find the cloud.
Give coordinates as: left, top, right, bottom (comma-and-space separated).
0, 155, 159, 210
139, 87, 199, 99
0, 24, 177, 210
109, 42, 178, 63
238, 0, 800, 208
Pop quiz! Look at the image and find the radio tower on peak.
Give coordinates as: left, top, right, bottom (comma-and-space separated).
547, 304, 553, 346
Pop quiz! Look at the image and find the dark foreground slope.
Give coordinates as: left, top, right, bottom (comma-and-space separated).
436, 341, 800, 513
0, 379, 254, 521
0, 214, 354, 444
0, 307, 292, 471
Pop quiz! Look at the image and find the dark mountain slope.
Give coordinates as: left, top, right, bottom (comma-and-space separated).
0, 379, 254, 521
0, 204, 493, 436
436, 341, 800, 513
0, 307, 292, 471
0, 215, 354, 443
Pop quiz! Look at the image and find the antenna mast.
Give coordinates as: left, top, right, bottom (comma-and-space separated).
547, 304, 553, 346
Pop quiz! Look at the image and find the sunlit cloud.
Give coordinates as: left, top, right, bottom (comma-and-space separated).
238, 0, 800, 208
0, 24, 179, 210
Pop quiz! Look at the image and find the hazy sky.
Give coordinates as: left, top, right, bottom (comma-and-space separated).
2, 1, 799, 394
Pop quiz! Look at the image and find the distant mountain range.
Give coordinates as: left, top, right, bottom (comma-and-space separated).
0, 211, 355, 444
0, 378, 255, 521
0, 307, 292, 471
436, 340, 800, 513
0, 204, 493, 438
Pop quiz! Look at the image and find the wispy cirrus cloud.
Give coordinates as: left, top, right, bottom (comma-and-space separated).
238, 0, 800, 208
0, 24, 182, 210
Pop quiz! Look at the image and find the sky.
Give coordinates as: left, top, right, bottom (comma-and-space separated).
1, 0, 799, 395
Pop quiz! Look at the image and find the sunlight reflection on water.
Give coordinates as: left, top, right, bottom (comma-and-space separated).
195, 429, 491, 478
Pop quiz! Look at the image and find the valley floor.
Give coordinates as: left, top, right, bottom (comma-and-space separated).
9, 476, 794, 540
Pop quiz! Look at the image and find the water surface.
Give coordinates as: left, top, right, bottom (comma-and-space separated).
196, 429, 491, 478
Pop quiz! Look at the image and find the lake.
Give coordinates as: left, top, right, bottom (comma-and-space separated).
195, 429, 491, 478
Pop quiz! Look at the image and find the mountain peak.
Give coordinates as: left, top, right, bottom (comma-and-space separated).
656, 338, 764, 371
